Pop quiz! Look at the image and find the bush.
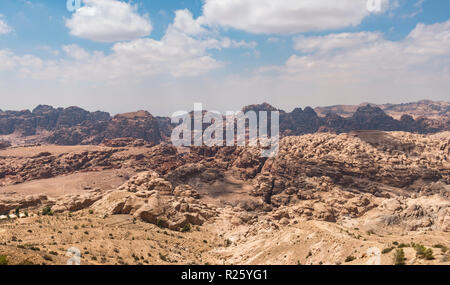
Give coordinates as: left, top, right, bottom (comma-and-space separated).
414, 244, 433, 259
181, 224, 191, 233
433, 244, 448, 253
42, 206, 53, 216
0, 255, 8, 265
393, 249, 405, 265
345, 256, 356, 263
382, 247, 395, 254
423, 248, 434, 260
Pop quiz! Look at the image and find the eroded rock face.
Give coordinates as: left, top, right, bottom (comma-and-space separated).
373, 195, 450, 232
52, 189, 104, 213
102, 111, 161, 146
118, 171, 173, 195
0, 130, 448, 234
92, 171, 217, 231
0, 106, 110, 138
254, 132, 449, 202
0, 195, 48, 215
1, 101, 449, 148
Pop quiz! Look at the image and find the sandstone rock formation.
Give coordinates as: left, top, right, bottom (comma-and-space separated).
91, 171, 217, 231
1, 101, 448, 147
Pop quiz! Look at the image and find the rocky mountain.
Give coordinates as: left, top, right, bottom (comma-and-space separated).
252, 103, 449, 136
0, 105, 110, 137
315, 100, 450, 120
0, 131, 448, 265
0, 100, 448, 146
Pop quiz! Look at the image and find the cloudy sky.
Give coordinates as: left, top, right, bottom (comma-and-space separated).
0, 0, 449, 115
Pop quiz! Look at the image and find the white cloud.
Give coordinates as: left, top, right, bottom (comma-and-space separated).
172, 9, 206, 36
63, 44, 90, 60
234, 20, 450, 108
0, 15, 12, 35
285, 20, 450, 77
293, 32, 383, 53
65, 0, 152, 42
1, 9, 259, 81
201, 0, 390, 35
4, 7, 260, 81
6, 31, 224, 80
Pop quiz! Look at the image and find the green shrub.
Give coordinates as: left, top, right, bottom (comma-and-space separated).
414, 244, 433, 259
382, 247, 395, 254
423, 248, 434, 260
393, 249, 405, 265
433, 244, 448, 253
181, 224, 191, 233
0, 255, 8, 265
42, 206, 53, 216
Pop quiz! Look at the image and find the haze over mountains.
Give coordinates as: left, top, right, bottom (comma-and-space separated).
0, 100, 448, 147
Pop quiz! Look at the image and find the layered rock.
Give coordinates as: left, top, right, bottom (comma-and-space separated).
1, 101, 449, 147
0, 195, 48, 215
101, 111, 161, 145
92, 171, 217, 231
253, 131, 449, 206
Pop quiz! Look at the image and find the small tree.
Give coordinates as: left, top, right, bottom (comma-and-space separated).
394, 249, 405, 265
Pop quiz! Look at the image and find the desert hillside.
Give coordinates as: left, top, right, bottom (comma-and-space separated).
0, 131, 448, 265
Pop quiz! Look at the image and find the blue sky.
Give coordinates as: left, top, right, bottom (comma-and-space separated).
0, 0, 449, 115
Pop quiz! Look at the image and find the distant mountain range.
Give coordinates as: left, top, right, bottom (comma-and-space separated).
315, 100, 450, 120
0, 100, 448, 146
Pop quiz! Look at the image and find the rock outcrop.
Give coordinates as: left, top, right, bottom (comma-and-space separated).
91, 171, 216, 231
1, 101, 448, 147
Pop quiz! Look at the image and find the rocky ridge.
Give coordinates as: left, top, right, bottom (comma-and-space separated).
0, 101, 448, 146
